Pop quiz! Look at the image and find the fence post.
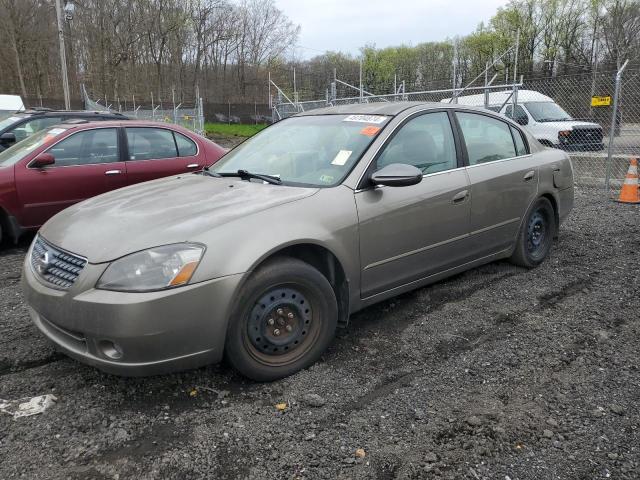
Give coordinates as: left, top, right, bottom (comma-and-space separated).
200, 97, 204, 133
484, 61, 489, 108
605, 60, 628, 194
172, 88, 177, 124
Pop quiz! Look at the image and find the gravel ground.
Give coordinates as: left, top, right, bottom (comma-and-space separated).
1, 189, 638, 480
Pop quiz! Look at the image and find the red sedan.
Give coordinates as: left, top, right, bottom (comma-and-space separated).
0, 120, 226, 243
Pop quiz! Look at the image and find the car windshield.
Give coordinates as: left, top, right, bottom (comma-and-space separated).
209, 114, 390, 187
524, 102, 572, 122
0, 126, 69, 167
0, 115, 26, 131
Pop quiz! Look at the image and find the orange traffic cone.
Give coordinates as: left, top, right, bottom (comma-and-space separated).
617, 158, 640, 204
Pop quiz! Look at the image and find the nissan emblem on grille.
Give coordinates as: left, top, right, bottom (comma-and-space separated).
35, 250, 50, 275
31, 236, 87, 290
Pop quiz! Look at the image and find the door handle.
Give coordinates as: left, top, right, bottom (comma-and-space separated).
551, 164, 561, 172
452, 190, 469, 204
523, 170, 535, 181
105, 170, 122, 175
186, 163, 200, 169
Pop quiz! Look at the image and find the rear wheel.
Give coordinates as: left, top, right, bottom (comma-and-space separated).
510, 197, 556, 268
225, 257, 338, 381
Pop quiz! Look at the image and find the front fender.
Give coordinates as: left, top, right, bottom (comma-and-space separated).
189, 185, 361, 302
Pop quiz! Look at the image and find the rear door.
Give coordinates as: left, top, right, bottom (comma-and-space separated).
15, 127, 127, 227
455, 111, 539, 258
124, 127, 202, 185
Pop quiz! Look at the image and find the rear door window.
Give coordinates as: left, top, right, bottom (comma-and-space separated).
174, 132, 198, 157
48, 128, 120, 166
456, 112, 517, 165
510, 126, 529, 156
126, 127, 178, 160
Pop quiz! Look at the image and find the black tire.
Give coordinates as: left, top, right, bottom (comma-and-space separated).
510, 197, 556, 268
224, 257, 338, 381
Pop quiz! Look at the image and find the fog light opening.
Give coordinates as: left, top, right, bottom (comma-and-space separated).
99, 340, 123, 360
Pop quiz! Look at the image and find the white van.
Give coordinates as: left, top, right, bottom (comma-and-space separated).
442, 89, 604, 151
0, 94, 25, 120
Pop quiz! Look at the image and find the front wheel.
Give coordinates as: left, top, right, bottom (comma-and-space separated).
510, 197, 556, 268
224, 257, 338, 381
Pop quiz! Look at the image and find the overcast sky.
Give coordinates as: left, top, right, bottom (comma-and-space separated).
275, 0, 510, 59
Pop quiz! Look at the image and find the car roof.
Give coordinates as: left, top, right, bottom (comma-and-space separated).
54, 119, 196, 133
295, 101, 450, 117
292, 101, 517, 119
20, 109, 125, 116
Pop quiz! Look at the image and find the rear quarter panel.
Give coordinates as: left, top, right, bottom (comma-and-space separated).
534, 148, 574, 223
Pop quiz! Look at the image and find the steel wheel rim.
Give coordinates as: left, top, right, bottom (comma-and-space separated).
243, 284, 321, 367
526, 208, 549, 259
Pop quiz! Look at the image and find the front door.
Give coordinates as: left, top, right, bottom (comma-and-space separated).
455, 111, 539, 258
15, 127, 127, 227
355, 111, 472, 299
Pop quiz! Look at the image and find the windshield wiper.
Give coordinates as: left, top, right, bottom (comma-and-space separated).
215, 169, 282, 185
201, 166, 221, 177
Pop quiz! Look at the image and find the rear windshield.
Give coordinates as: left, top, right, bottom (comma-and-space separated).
210, 114, 389, 187
0, 127, 69, 167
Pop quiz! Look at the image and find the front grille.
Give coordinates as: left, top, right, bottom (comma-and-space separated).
568, 127, 603, 145
31, 236, 87, 289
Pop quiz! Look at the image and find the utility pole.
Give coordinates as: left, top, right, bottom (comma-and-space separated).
55, 0, 71, 110
359, 57, 363, 103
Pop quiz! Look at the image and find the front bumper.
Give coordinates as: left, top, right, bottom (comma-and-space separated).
22, 249, 244, 376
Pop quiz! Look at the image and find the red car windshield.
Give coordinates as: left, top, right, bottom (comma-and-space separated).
0, 126, 69, 167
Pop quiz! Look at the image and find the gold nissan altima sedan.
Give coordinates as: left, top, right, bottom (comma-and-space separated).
22, 102, 574, 381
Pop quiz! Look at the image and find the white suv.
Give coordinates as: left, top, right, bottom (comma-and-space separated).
444, 89, 604, 151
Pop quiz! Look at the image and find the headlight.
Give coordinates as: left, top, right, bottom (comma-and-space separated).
96, 243, 205, 292
558, 130, 571, 142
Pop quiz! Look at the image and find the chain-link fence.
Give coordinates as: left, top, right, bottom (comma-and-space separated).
82, 85, 205, 135
271, 68, 640, 199
522, 66, 639, 199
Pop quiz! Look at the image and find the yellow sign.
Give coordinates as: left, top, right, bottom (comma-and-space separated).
591, 95, 611, 107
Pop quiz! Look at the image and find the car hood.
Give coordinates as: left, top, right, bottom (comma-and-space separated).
538, 120, 601, 130
40, 174, 319, 262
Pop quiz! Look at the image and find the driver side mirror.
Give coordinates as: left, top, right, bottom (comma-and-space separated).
31, 153, 55, 168
515, 115, 529, 126
370, 163, 423, 187
0, 132, 16, 145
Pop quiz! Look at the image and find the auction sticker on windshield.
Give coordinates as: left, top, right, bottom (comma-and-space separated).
343, 115, 387, 124
331, 150, 352, 166
360, 125, 381, 136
